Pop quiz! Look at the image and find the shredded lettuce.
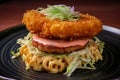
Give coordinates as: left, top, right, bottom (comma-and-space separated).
64, 47, 96, 77
64, 51, 80, 77
94, 37, 104, 53
37, 5, 80, 21
11, 51, 20, 59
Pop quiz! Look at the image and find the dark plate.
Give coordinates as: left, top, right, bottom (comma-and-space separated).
0, 24, 120, 80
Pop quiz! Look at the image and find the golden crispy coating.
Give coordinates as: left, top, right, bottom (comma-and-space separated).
22, 10, 102, 39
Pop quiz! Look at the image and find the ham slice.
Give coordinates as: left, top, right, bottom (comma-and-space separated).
32, 34, 89, 48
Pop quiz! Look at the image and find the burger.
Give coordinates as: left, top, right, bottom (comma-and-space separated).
12, 5, 104, 77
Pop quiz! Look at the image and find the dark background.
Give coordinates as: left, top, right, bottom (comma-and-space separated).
0, 0, 120, 31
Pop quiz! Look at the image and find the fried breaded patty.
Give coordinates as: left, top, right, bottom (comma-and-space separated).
22, 10, 102, 40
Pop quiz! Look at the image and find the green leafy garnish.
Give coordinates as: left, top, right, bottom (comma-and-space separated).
37, 5, 80, 21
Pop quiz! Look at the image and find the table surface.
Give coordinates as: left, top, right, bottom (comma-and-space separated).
0, 0, 120, 31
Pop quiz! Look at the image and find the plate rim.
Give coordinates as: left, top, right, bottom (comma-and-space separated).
103, 25, 120, 35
